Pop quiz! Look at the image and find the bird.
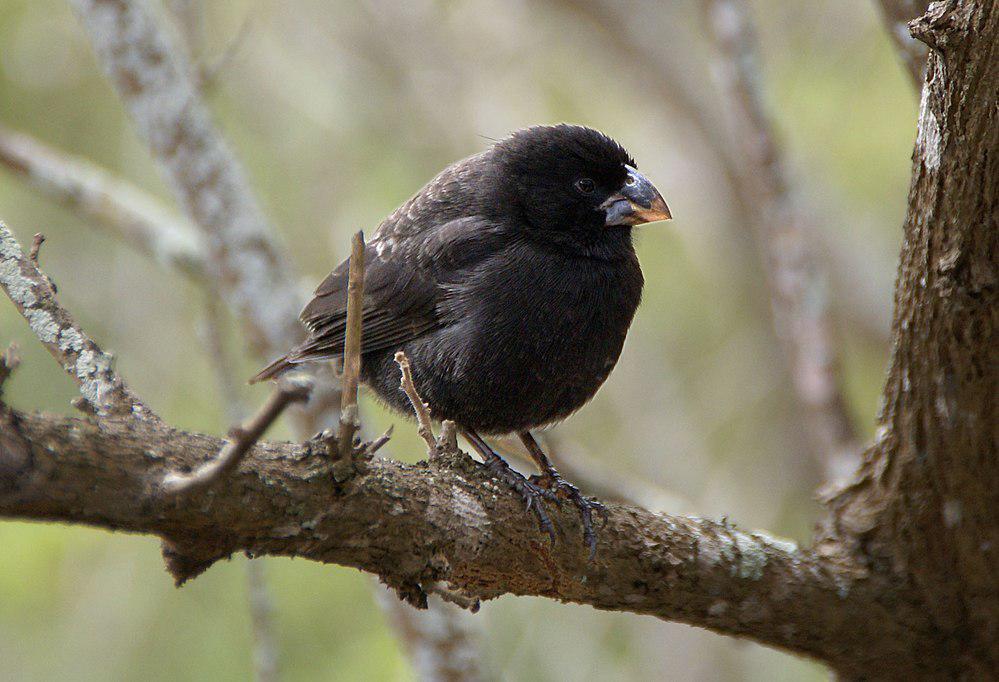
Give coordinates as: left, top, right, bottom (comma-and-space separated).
252, 124, 671, 555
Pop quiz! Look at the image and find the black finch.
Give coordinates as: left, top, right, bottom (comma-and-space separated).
253, 124, 671, 554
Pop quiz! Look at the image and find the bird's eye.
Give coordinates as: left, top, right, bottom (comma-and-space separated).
624, 174, 637, 186
575, 178, 596, 194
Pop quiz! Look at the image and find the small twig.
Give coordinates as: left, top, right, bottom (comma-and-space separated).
438, 420, 458, 453
28, 233, 56, 293
337, 231, 366, 459
198, 12, 254, 90
162, 377, 313, 495
394, 351, 436, 453
0, 343, 20, 395
28, 234, 44, 264
362, 425, 394, 458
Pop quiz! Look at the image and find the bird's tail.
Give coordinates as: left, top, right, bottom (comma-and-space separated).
249, 355, 297, 384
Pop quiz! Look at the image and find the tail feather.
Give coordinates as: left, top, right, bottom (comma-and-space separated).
249, 355, 297, 384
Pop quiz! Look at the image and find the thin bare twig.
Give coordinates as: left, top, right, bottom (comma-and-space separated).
27, 234, 44, 264
0, 223, 146, 418
338, 231, 365, 459
394, 351, 436, 453
0, 126, 205, 280
198, 12, 254, 90
162, 376, 313, 495
425, 582, 481, 613
704, 0, 861, 485
438, 420, 458, 452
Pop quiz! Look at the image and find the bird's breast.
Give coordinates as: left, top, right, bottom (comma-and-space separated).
424, 244, 643, 432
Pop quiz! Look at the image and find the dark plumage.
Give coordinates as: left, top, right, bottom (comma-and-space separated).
253, 124, 671, 554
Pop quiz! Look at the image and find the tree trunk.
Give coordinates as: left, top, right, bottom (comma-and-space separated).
822, 0, 998, 676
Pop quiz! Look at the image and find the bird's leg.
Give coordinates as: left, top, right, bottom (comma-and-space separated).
461, 428, 558, 544
519, 431, 606, 558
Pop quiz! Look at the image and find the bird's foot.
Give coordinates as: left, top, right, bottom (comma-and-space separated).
483, 457, 558, 544
530, 472, 606, 559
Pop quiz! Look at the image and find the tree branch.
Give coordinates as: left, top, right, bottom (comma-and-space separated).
0, 222, 929, 674
0, 404, 931, 676
703, 0, 862, 487
0, 222, 147, 418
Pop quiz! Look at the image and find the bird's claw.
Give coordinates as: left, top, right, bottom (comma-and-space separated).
530, 473, 605, 559
484, 459, 557, 544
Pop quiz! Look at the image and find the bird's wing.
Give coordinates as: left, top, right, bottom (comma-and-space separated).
290, 214, 502, 363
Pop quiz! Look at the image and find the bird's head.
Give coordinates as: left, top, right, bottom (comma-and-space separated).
486, 124, 671, 251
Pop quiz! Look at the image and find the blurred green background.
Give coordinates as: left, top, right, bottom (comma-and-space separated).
0, 0, 915, 679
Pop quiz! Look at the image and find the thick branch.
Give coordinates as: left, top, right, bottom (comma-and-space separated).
0, 126, 205, 280
0, 406, 932, 677
704, 0, 861, 486
0, 222, 147, 418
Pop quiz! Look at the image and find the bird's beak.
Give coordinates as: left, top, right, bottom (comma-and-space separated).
601, 165, 672, 227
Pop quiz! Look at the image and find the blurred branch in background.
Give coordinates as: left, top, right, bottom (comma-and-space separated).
375, 586, 483, 682
552, 0, 822, 491
554, 0, 754, 228
873, 0, 931, 87
0, 126, 206, 279
246, 560, 280, 682
703, 0, 861, 486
